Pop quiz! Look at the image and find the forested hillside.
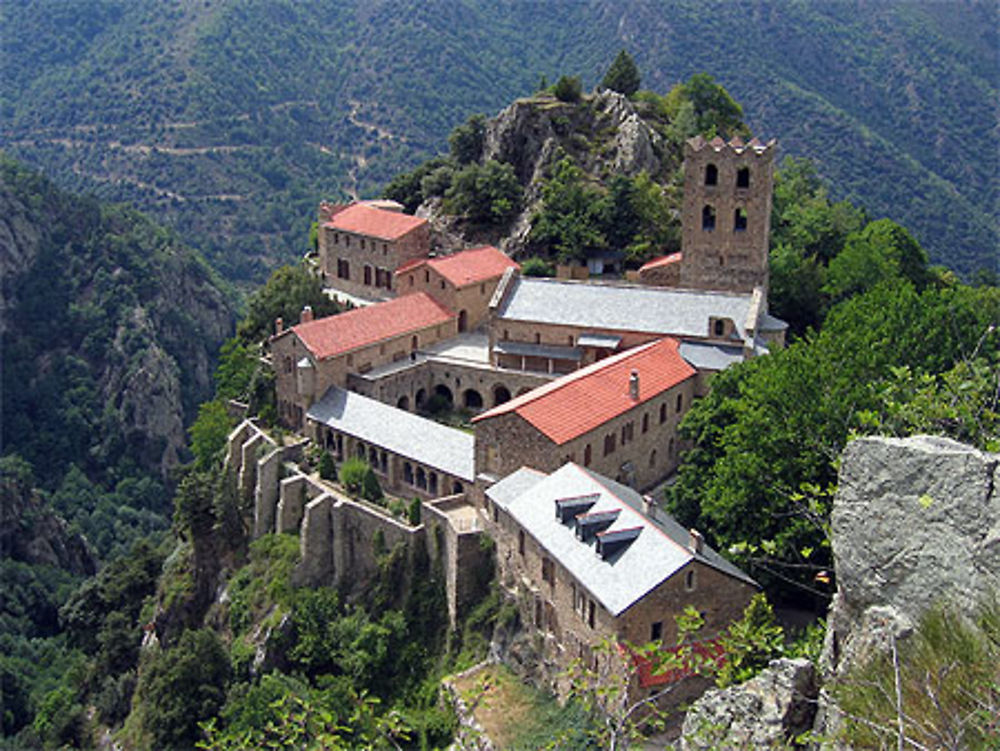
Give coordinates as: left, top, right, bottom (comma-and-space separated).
2, 0, 995, 281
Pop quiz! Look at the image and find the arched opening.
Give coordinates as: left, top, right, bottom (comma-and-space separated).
397, 395, 410, 411
733, 207, 748, 233
463, 389, 483, 410
584, 444, 592, 467
705, 163, 718, 186
492, 385, 512, 406
403, 462, 414, 485
458, 310, 468, 332
452, 481, 463, 495
325, 429, 335, 448
356, 441, 366, 459
415, 388, 427, 408
434, 384, 453, 406
379, 451, 388, 473
713, 319, 726, 337
416, 467, 427, 490
737, 167, 750, 188
428, 472, 438, 496
368, 446, 379, 467
702, 205, 716, 231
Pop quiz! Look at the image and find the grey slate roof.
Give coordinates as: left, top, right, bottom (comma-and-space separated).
678, 341, 747, 371
486, 463, 755, 616
307, 387, 475, 481
493, 340, 583, 361
497, 277, 761, 342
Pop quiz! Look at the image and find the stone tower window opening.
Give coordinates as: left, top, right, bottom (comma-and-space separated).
734, 207, 748, 233
737, 167, 750, 189
704, 163, 718, 186
702, 205, 716, 231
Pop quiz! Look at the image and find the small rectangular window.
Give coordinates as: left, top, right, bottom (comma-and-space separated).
651, 621, 663, 641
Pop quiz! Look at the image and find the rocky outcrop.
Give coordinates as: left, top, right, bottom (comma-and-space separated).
823, 435, 999, 676
0, 460, 96, 576
680, 658, 818, 750
421, 90, 670, 258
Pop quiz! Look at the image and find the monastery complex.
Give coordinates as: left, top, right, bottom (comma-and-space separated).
231, 135, 784, 700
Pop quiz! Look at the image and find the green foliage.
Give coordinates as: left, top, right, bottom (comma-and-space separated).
236, 263, 341, 344
520, 256, 555, 277
317, 450, 337, 481
715, 594, 785, 688
667, 279, 1000, 596
31, 683, 87, 749
226, 534, 301, 638
445, 159, 522, 225
190, 400, 234, 471
553, 74, 583, 102
601, 50, 641, 96
407, 497, 422, 526
383, 156, 451, 213
338, 457, 370, 496
824, 218, 930, 303
135, 628, 232, 750
833, 600, 1000, 749
530, 156, 606, 263
668, 73, 745, 138
448, 113, 486, 164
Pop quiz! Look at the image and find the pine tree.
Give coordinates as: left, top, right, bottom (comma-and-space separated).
601, 50, 640, 96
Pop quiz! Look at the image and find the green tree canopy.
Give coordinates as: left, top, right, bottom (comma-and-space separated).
237, 263, 341, 344
444, 160, 522, 226
601, 50, 641, 96
824, 218, 930, 303
448, 113, 486, 165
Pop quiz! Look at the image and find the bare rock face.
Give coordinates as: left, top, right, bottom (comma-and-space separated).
680, 658, 818, 750
823, 435, 1000, 676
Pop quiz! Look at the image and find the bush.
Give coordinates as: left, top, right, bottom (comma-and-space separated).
317, 450, 336, 481
361, 466, 383, 503
407, 498, 422, 526
520, 256, 555, 277
553, 75, 582, 102
338, 457, 369, 495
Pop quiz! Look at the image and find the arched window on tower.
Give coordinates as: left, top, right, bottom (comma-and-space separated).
705, 164, 718, 186
737, 167, 750, 189
702, 205, 716, 231
733, 208, 748, 233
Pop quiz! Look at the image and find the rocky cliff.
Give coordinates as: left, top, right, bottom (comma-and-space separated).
678, 434, 1000, 749
1, 158, 235, 480
419, 89, 676, 258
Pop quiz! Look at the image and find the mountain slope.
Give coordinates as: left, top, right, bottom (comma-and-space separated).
2, 0, 995, 279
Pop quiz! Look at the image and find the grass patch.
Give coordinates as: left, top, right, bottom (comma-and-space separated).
451, 664, 595, 749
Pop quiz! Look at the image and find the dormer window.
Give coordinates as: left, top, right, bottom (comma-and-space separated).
705, 164, 718, 186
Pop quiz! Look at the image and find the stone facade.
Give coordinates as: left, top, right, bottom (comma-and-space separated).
679, 136, 775, 294
318, 202, 431, 301
272, 311, 458, 429
474, 375, 695, 492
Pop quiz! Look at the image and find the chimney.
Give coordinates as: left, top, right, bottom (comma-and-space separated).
275, 317, 284, 335
688, 528, 704, 555
300, 305, 314, 324
629, 370, 639, 401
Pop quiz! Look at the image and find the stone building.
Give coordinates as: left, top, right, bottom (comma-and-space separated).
488, 271, 786, 379
395, 246, 519, 332
485, 463, 757, 699
318, 201, 431, 300
678, 136, 776, 294
272, 292, 457, 428
473, 338, 697, 491
306, 386, 475, 499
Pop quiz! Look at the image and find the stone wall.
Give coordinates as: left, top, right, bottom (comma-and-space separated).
319, 223, 430, 301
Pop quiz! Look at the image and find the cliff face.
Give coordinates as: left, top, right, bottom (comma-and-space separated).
0, 158, 235, 479
419, 89, 675, 257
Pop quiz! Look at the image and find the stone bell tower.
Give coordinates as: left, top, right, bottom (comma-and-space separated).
679, 135, 776, 294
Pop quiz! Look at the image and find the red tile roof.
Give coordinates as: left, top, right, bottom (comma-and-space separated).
322, 202, 427, 241
639, 252, 683, 272
472, 338, 696, 444
625, 639, 725, 688
290, 292, 454, 359
395, 246, 518, 287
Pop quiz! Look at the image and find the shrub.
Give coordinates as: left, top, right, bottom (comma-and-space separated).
553, 75, 582, 102
407, 498, 422, 526
338, 457, 369, 495
317, 450, 336, 481
520, 256, 555, 277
